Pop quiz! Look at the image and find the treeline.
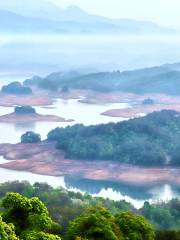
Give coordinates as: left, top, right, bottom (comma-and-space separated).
1, 82, 32, 95
24, 64, 180, 95
0, 181, 179, 239
47, 110, 180, 166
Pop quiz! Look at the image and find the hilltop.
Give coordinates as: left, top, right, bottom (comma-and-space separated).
24, 62, 180, 95
0, 0, 175, 34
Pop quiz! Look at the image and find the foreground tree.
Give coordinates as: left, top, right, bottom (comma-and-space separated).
115, 212, 155, 240
1, 192, 61, 239
155, 230, 180, 240
66, 206, 121, 240
24, 231, 61, 240
0, 216, 19, 240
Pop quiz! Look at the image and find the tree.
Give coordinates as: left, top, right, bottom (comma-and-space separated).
23, 231, 61, 240
66, 206, 121, 240
142, 99, 155, 105
1, 192, 61, 239
155, 230, 180, 240
15, 106, 36, 115
115, 212, 155, 240
1, 82, 32, 95
0, 216, 19, 240
21, 131, 41, 143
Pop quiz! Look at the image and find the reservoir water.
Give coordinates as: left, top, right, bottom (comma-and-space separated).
0, 93, 179, 207
0, 32, 180, 206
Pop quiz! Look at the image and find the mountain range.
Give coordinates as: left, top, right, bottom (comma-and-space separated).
0, 0, 176, 34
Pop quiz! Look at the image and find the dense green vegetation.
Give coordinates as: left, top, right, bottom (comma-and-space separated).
1, 192, 61, 239
0, 216, 19, 240
24, 65, 180, 95
48, 110, 180, 166
0, 181, 179, 240
142, 98, 155, 105
15, 106, 36, 115
1, 82, 32, 95
21, 131, 41, 143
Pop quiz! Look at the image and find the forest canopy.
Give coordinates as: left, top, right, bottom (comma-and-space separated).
0, 182, 179, 240
1, 82, 32, 95
24, 64, 180, 95
48, 110, 180, 166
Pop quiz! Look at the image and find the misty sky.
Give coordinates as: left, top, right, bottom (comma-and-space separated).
50, 0, 180, 28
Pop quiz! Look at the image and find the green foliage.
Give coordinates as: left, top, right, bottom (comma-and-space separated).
21, 131, 41, 143
48, 110, 180, 166
155, 230, 180, 240
0, 216, 19, 240
1, 192, 61, 239
24, 71, 79, 92
1, 81, 32, 95
140, 199, 180, 229
115, 212, 155, 240
23, 231, 61, 240
66, 206, 121, 240
24, 67, 180, 95
0, 182, 179, 238
15, 106, 36, 115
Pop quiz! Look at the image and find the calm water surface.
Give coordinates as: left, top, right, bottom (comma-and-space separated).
0, 95, 179, 207
1, 32, 180, 206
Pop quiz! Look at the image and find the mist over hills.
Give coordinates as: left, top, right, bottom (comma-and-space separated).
0, 0, 176, 34
24, 61, 180, 95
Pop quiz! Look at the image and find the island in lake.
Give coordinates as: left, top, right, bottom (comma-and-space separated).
0, 106, 73, 123
0, 110, 179, 188
0, 142, 179, 187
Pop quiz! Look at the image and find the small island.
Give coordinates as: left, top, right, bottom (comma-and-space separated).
0, 111, 180, 187
1, 82, 32, 95
15, 106, 36, 114
0, 105, 74, 123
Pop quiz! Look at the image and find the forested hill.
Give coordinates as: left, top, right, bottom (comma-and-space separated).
24, 63, 180, 95
48, 110, 180, 166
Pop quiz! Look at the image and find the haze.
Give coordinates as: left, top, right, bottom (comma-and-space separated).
51, 0, 180, 28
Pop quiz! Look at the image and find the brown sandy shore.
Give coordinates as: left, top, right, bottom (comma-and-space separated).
0, 142, 179, 187
57, 90, 180, 118
2, 90, 180, 119
0, 113, 73, 123
102, 103, 180, 118
0, 93, 53, 107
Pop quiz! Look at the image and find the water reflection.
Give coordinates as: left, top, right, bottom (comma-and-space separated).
64, 177, 180, 208
0, 163, 178, 209
15, 122, 36, 130
0, 83, 179, 207
64, 177, 152, 199
0, 98, 129, 144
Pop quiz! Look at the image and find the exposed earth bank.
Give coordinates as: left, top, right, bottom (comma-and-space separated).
0, 142, 179, 187
0, 112, 73, 123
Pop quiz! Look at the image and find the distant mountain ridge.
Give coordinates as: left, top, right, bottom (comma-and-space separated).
24, 62, 180, 95
0, 0, 176, 34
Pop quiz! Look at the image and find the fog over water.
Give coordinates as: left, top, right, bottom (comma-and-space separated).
1, 34, 180, 77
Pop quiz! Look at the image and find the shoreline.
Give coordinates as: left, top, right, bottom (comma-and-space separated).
102, 104, 180, 118
0, 92, 53, 107
0, 112, 74, 123
2, 90, 180, 119
0, 142, 179, 187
